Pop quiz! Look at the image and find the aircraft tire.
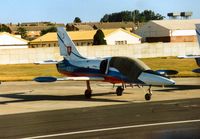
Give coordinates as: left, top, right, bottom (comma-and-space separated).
85, 89, 92, 99
116, 86, 123, 96
145, 93, 151, 101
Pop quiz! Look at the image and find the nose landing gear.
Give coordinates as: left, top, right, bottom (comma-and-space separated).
145, 85, 152, 101
85, 81, 92, 99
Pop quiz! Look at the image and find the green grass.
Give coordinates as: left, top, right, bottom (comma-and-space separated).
0, 57, 199, 81
141, 57, 200, 77
0, 64, 61, 81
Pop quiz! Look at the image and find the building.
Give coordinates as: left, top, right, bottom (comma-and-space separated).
8, 22, 65, 40
9, 25, 49, 39
29, 32, 58, 48
0, 32, 28, 49
104, 28, 141, 45
66, 22, 139, 32
136, 19, 200, 42
89, 22, 136, 31
66, 24, 94, 31
29, 28, 141, 48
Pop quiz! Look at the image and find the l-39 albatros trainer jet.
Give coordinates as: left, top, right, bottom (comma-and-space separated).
178, 24, 200, 73
34, 27, 175, 101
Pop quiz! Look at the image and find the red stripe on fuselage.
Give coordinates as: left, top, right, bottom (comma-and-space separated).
58, 70, 123, 84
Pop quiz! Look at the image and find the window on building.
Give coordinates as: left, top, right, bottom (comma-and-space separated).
115, 40, 127, 45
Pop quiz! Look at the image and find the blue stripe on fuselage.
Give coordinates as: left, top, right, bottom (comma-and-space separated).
56, 59, 132, 83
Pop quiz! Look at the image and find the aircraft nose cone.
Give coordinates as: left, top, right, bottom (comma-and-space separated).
138, 70, 175, 85
169, 79, 175, 85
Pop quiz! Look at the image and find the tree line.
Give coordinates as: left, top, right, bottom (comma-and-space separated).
100, 10, 165, 23
0, 9, 164, 42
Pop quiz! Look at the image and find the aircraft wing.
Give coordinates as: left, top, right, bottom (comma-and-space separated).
155, 70, 178, 76
34, 76, 105, 82
177, 55, 200, 59
34, 60, 58, 65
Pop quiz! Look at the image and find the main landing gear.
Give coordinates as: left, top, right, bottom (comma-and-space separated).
116, 86, 124, 96
85, 80, 92, 99
116, 84, 125, 96
145, 85, 152, 101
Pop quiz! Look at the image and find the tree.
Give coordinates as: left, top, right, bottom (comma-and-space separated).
40, 26, 57, 36
93, 29, 107, 45
100, 10, 165, 23
139, 10, 164, 22
73, 17, 82, 23
17, 27, 27, 39
0, 24, 12, 33
100, 14, 109, 22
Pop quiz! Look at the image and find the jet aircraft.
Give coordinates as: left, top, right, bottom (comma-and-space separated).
178, 24, 200, 73
34, 27, 175, 101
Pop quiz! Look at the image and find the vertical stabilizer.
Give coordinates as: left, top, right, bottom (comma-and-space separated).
57, 27, 86, 60
196, 24, 200, 48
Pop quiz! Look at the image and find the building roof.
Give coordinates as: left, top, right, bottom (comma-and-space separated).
72, 24, 94, 30
0, 32, 28, 43
88, 22, 135, 29
152, 19, 200, 30
67, 22, 135, 30
30, 28, 141, 43
9, 24, 65, 32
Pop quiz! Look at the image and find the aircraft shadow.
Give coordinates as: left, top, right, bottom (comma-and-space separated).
156, 85, 200, 92
0, 92, 128, 104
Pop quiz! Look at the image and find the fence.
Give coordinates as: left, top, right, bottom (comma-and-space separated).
0, 42, 199, 64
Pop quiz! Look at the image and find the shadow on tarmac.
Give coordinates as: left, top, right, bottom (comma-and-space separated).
0, 92, 128, 104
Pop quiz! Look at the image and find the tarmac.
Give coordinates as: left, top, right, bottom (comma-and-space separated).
0, 78, 200, 138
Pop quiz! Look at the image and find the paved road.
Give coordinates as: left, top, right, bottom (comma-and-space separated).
0, 98, 200, 139
0, 78, 200, 115
0, 78, 200, 138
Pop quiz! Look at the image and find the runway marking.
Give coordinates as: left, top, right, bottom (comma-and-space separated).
22, 119, 200, 139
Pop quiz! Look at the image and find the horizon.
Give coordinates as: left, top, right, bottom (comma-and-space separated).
0, 0, 199, 24
1, 18, 200, 25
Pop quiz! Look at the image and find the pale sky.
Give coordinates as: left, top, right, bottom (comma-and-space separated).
0, 0, 199, 23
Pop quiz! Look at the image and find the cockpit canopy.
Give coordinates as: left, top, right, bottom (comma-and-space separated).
109, 57, 150, 82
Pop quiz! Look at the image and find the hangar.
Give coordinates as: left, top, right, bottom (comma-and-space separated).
0, 32, 28, 49
136, 19, 200, 42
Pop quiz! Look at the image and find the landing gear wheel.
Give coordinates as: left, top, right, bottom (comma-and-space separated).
145, 93, 151, 101
116, 86, 124, 96
144, 85, 152, 101
85, 89, 92, 99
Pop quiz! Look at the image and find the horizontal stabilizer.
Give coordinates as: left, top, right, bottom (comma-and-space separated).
34, 76, 105, 82
34, 77, 57, 82
156, 70, 178, 76
192, 68, 200, 73
57, 77, 105, 81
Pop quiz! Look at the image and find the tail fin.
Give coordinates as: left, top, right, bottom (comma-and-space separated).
195, 58, 200, 66
196, 24, 200, 47
57, 27, 86, 60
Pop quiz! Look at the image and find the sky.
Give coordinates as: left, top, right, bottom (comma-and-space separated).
0, 0, 199, 24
